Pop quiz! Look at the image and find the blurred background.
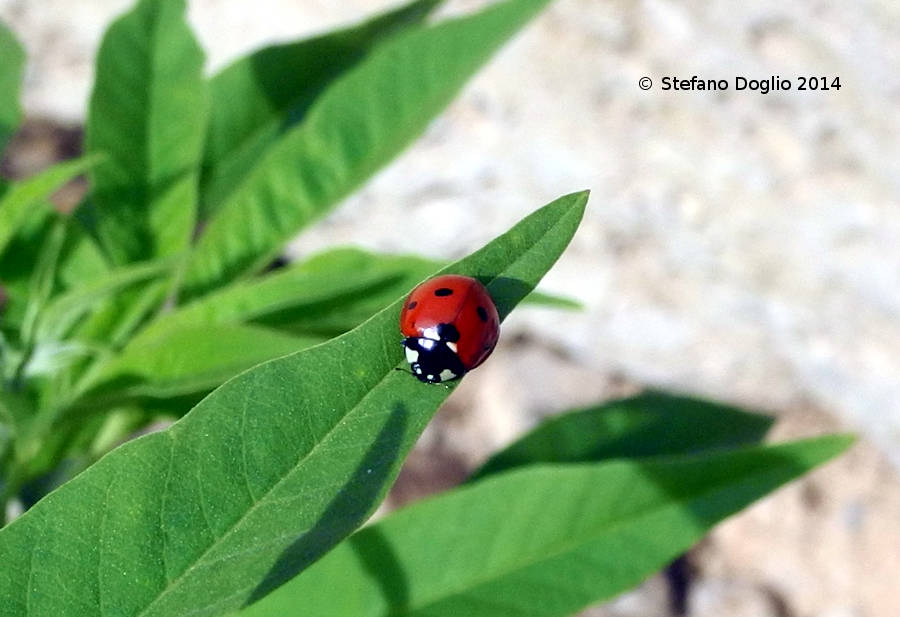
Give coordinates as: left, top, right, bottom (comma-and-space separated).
1, 0, 897, 615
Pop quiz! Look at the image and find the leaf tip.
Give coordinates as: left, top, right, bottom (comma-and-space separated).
787, 432, 857, 469
567, 189, 590, 219
828, 432, 857, 453
571, 188, 590, 204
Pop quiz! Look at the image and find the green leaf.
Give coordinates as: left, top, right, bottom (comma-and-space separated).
238, 435, 852, 617
48, 219, 151, 350
77, 323, 324, 403
1, 209, 109, 339
86, 0, 208, 265
0, 156, 99, 257
86, 281, 169, 349
250, 250, 443, 336
55, 222, 112, 294
471, 391, 774, 480
523, 289, 582, 310
35, 259, 172, 343
139, 248, 412, 342
68, 248, 435, 406
183, 0, 553, 298
134, 246, 573, 352
19, 221, 67, 351
201, 0, 441, 217
3, 219, 68, 392
26, 282, 170, 414
0, 395, 16, 460
0, 391, 34, 443
242, 249, 577, 336
0, 190, 586, 617
67, 249, 412, 406
0, 21, 25, 153
0, 218, 52, 336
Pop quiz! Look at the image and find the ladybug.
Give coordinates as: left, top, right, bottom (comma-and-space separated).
400, 274, 500, 383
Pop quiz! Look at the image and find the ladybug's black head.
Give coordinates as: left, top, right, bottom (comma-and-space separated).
402, 336, 466, 384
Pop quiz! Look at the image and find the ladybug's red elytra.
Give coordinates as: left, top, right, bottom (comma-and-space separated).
400, 274, 500, 383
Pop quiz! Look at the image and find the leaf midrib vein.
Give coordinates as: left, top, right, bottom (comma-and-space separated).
384, 463, 789, 617
134, 198, 579, 616
133, 356, 404, 617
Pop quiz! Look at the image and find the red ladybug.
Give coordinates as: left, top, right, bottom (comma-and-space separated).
400, 274, 500, 383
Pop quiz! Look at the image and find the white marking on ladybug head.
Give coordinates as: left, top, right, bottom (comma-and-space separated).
446, 341, 458, 353
426, 374, 435, 381
419, 338, 436, 351
405, 347, 419, 363
421, 326, 440, 341
414, 366, 422, 374
439, 368, 457, 381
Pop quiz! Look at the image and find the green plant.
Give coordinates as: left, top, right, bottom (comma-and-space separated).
0, 2, 851, 616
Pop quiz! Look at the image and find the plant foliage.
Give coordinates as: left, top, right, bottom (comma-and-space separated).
0, 2, 851, 617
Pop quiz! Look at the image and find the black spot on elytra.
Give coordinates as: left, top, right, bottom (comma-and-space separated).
437, 322, 460, 343
476, 306, 489, 322
407, 301, 418, 310
434, 288, 453, 296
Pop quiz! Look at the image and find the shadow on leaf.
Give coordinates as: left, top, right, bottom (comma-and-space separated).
246, 401, 409, 605
348, 526, 410, 612
484, 276, 532, 321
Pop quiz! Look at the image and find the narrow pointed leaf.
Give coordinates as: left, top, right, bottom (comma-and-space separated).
131, 248, 412, 343
172, 246, 576, 346
524, 290, 582, 310
0, 21, 25, 153
35, 259, 171, 343
183, 0, 553, 297
19, 221, 66, 348
0, 214, 53, 333
129, 247, 578, 368
0, 156, 99, 257
0, 213, 109, 342
0, 191, 587, 617
77, 323, 324, 404
86, 0, 208, 264
201, 0, 441, 217
238, 435, 852, 617
1, 211, 112, 334
55, 223, 112, 293
240, 249, 578, 337
471, 391, 774, 480
66, 250, 415, 406
250, 250, 449, 336
80, 281, 169, 348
